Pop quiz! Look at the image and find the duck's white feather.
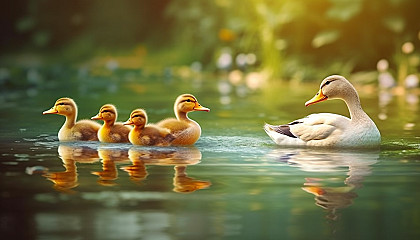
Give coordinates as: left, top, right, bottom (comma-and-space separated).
291, 113, 347, 142
264, 75, 381, 148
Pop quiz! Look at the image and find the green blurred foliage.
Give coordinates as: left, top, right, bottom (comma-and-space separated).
167, 0, 420, 80
1, 0, 419, 80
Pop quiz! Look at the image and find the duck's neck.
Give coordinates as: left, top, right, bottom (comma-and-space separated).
133, 125, 144, 132
103, 119, 115, 127
344, 92, 370, 123
176, 111, 190, 121
64, 112, 77, 129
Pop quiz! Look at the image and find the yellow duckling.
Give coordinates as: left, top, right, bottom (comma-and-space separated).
123, 109, 175, 146
91, 104, 131, 143
157, 94, 210, 145
42, 97, 101, 141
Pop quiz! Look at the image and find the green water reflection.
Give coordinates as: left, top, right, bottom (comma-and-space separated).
0, 72, 419, 239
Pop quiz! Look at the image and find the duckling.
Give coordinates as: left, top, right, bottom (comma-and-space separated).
42, 97, 101, 141
123, 109, 175, 146
91, 104, 131, 143
157, 94, 210, 145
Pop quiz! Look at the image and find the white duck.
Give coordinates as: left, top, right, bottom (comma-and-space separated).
264, 75, 381, 148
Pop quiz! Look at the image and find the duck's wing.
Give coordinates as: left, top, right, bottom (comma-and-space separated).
141, 125, 175, 146
73, 120, 101, 141
157, 118, 190, 133
265, 113, 350, 146
290, 113, 350, 142
110, 123, 132, 143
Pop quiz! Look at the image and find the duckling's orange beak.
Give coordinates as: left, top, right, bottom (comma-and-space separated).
91, 114, 102, 120
123, 119, 134, 125
43, 107, 58, 115
305, 89, 328, 107
193, 102, 210, 112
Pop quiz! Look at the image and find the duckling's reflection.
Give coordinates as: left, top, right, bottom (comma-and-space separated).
44, 144, 99, 193
173, 165, 211, 193
125, 146, 211, 193
268, 148, 379, 220
121, 148, 149, 184
92, 147, 129, 186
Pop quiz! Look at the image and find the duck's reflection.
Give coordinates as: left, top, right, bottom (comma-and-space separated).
43, 144, 210, 192
121, 148, 149, 184
44, 144, 99, 193
125, 146, 211, 193
173, 165, 211, 193
92, 147, 129, 186
268, 148, 379, 220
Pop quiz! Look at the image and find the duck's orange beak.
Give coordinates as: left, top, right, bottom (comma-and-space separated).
305, 89, 328, 107
42, 107, 57, 115
194, 102, 210, 112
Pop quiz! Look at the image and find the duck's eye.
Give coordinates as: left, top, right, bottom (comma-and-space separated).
132, 114, 142, 118
182, 98, 195, 103
101, 110, 112, 113
325, 80, 331, 85
57, 102, 66, 106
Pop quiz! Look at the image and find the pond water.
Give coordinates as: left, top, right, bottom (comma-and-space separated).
0, 70, 419, 239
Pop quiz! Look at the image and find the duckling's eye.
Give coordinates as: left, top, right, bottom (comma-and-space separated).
101, 110, 112, 113
132, 114, 142, 118
57, 103, 66, 106
181, 98, 195, 104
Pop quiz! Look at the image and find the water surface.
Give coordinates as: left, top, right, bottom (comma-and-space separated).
1, 72, 419, 239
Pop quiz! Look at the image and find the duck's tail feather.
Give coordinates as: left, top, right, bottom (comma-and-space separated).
264, 124, 297, 138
